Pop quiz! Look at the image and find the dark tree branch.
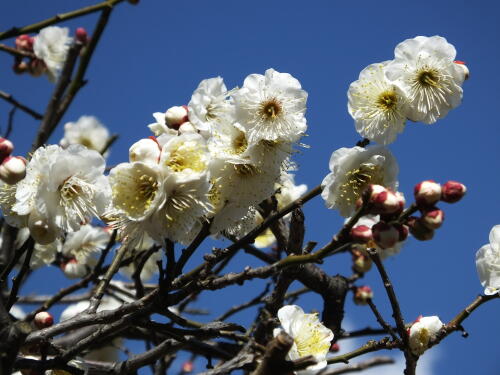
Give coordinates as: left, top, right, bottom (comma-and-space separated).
0, 90, 43, 120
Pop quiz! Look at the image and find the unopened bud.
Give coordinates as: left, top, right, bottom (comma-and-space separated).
34, 311, 54, 329
367, 185, 405, 215
13, 60, 29, 74
414, 180, 441, 207
129, 138, 161, 164
372, 221, 400, 249
353, 286, 373, 305
352, 249, 372, 273
441, 181, 466, 203
61, 258, 88, 279
330, 343, 340, 352
0, 156, 26, 184
165, 105, 189, 130
0, 138, 14, 161
420, 208, 444, 230
29, 58, 46, 77
179, 121, 197, 134
15, 34, 34, 51
182, 361, 194, 373
75, 27, 89, 44
350, 225, 372, 243
454, 61, 469, 80
407, 216, 434, 241
28, 210, 57, 245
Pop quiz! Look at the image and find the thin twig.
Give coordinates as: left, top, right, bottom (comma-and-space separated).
0, 90, 43, 120
0, 0, 127, 40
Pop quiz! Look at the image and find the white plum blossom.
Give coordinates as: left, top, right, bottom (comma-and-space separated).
273, 305, 333, 375
385, 36, 465, 124
233, 68, 308, 144
12, 145, 110, 242
60, 116, 111, 154
275, 172, 307, 214
188, 77, 235, 137
348, 61, 408, 145
0, 181, 27, 227
29, 238, 62, 269
61, 224, 110, 268
148, 110, 183, 137
33, 26, 73, 82
321, 146, 399, 217
475, 225, 500, 295
159, 133, 211, 178
408, 316, 444, 355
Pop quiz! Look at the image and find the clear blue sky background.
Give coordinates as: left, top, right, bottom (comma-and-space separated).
1, 1, 499, 374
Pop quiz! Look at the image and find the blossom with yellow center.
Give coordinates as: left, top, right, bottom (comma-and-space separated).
274, 305, 333, 374
348, 62, 408, 145
321, 146, 399, 217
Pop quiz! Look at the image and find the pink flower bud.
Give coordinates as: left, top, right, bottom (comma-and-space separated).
352, 249, 372, 273
129, 138, 161, 164
353, 286, 373, 305
421, 208, 445, 230
29, 58, 47, 77
165, 105, 189, 129
407, 216, 434, 241
75, 27, 89, 44
441, 181, 466, 203
34, 311, 54, 329
367, 184, 405, 215
182, 361, 194, 373
330, 343, 340, 352
414, 180, 441, 207
350, 225, 372, 243
61, 258, 88, 279
0, 156, 26, 184
0, 138, 14, 161
454, 60, 469, 80
15, 34, 34, 51
372, 221, 400, 249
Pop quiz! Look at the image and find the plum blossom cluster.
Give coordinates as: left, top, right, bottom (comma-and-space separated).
348, 35, 469, 145
12, 26, 88, 82
0, 144, 110, 247
107, 69, 308, 245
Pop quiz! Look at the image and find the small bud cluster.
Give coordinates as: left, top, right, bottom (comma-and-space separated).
409, 180, 466, 241
0, 137, 26, 184
350, 184, 408, 252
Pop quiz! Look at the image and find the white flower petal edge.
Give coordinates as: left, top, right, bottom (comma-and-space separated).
60, 116, 111, 155
274, 305, 333, 374
475, 225, 500, 295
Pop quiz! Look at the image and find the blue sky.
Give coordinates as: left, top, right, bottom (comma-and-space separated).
1, 0, 499, 374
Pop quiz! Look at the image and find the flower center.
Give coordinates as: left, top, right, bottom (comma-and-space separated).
231, 131, 248, 154
112, 169, 159, 219
165, 141, 206, 173
78, 136, 94, 149
59, 176, 97, 225
233, 163, 259, 177
295, 316, 331, 357
376, 91, 398, 111
416, 68, 440, 88
259, 98, 282, 122
338, 163, 384, 204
